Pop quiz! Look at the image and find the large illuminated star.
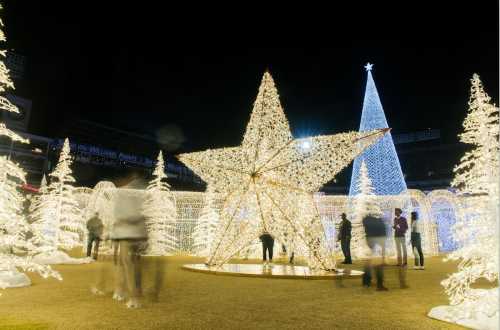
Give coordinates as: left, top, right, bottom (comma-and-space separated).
178, 72, 388, 271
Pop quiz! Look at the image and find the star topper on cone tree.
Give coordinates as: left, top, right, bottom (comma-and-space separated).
177, 71, 389, 271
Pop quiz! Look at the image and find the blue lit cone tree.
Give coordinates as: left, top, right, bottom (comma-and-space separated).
349, 63, 407, 197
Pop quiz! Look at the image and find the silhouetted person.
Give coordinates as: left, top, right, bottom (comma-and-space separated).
87, 212, 103, 260
393, 208, 408, 266
362, 213, 388, 291
410, 211, 424, 270
338, 213, 352, 264
260, 231, 274, 266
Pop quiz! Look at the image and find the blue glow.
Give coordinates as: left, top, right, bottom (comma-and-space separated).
349, 65, 407, 196
431, 200, 459, 252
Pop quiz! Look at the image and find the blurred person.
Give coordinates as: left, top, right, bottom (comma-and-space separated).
392, 208, 408, 266
337, 213, 352, 264
362, 212, 388, 291
86, 212, 104, 260
410, 211, 424, 270
109, 176, 149, 308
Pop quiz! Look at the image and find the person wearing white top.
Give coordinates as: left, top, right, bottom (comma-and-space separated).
410, 212, 424, 270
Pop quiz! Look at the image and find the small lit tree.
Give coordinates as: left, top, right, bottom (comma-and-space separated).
143, 151, 177, 255
350, 160, 383, 259
31, 139, 85, 254
192, 186, 219, 256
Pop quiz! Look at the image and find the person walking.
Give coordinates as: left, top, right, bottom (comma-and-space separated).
392, 208, 408, 266
338, 213, 352, 264
362, 212, 388, 291
110, 189, 148, 309
259, 231, 275, 267
87, 212, 104, 260
410, 211, 425, 270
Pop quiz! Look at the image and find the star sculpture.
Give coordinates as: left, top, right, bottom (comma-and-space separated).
364, 62, 373, 71
178, 72, 388, 271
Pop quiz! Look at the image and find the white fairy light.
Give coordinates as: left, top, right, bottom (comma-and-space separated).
0, 3, 58, 288
177, 71, 388, 271
143, 151, 177, 255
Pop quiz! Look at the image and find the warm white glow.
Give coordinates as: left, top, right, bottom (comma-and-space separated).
178, 72, 388, 271
143, 151, 177, 255
442, 73, 499, 311
0, 4, 58, 288
30, 138, 84, 252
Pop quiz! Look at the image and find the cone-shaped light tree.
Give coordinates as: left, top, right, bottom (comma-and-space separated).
440, 74, 499, 312
349, 63, 406, 196
0, 4, 60, 288
350, 160, 383, 259
143, 151, 177, 255
31, 139, 84, 253
192, 186, 220, 256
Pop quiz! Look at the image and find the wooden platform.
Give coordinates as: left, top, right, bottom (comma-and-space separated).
182, 263, 363, 280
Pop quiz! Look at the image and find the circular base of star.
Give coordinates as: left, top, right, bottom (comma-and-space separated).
182, 263, 363, 280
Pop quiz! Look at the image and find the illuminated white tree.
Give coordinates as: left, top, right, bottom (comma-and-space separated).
31, 138, 85, 254
452, 74, 499, 195
192, 186, 219, 256
28, 175, 46, 216
178, 71, 388, 271
0, 4, 60, 287
429, 74, 499, 327
143, 151, 177, 255
350, 160, 382, 258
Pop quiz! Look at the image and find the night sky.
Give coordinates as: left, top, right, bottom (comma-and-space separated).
3, 1, 499, 153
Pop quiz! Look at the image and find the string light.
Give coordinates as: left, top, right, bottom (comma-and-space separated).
143, 151, 177, 255
440, 74, 499, 311
0, 4, 59, 288
349, 64, 407, 196
177, 72, 388, 271
31, 138, 85, 253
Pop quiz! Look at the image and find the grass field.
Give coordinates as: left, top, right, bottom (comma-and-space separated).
0, 255, 470, 330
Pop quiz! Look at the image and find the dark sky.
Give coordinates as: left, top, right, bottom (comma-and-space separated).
3, 1, 499, 153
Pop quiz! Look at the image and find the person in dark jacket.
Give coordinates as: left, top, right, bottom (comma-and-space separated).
337, 213, 352, 264
87, 212, 104, 260
259, 231, 275, 266
393, 208, 408, 266
362, 214, 388, 291
410, 211, 424, 270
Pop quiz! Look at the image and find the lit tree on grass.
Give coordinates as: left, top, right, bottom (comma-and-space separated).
429, 74, 499, 326
143, 151, 177, 255
0, 3, 60, 287
350, 160, 383, 259
192, 186, 219, 257
31, 139, 85, 254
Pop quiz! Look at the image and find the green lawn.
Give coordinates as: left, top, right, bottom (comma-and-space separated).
0, 255, 468, 330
